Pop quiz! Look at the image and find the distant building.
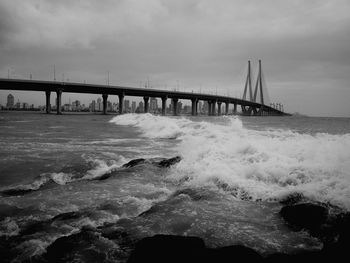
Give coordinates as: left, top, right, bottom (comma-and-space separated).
22, 102, 29, 109
183, 105, 191, 114
177, 101, 182, 113
124, 100, 130, 112
107, 101, 113, 111
72, 100, 81, 111
7, 94, 14, 108
131, 101, 136, 113
97, 98, 102, 112
91, 100, 96, 112
136, 101, 144, 113
63, 104, 72, 111
198, 101, 203, 114
15, 101, 21, 109
203, 101, 208, 113
150, 98, 158, 113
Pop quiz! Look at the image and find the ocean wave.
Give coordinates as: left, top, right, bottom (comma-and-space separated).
110, 114, 350, 210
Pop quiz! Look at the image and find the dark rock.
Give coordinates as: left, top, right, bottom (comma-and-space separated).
122, 158, 146, 168
127, 234, 205, 263
279, 192, 305, 206
1, 188, 35, 196
157, 156, 182, 167
207, 245, 263, 262
280, 203, 329, 236
43, 229, 116, 263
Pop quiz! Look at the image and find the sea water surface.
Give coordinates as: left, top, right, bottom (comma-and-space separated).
0, 111, 350, 262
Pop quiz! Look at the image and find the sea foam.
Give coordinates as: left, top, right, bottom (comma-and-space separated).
110, 114, 350, 210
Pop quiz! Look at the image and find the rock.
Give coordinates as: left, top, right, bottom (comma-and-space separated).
127, 235, 205, 263
43, 229, 117, 263
207, 245, 263, 262
157, 156, 182, 168
279, 203, 329, 236
279, 192, 305, 206
122, 158, 146, 168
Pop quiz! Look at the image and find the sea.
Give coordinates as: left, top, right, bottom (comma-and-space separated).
0, 111, 350, 262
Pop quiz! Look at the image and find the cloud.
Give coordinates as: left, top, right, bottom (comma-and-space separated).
0, 0, 350, 116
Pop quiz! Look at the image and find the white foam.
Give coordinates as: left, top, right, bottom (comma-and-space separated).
81, 156, 127, 180
111, 114, 350, 210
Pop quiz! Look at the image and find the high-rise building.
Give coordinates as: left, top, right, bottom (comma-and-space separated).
150, 98, 158, 113
136, 101, 144, 113
131, 101, 136, 113
124, 100, 130, 112
198, 101, 203, 114
7, 94, 14, 108
107, 101, 113, 111
91, 100, 96, 112
97, 98, 102, 112
203, 101, 208, 113
72, 100, 81, 111
177, 101, 183, 113
15, 101, 21, 109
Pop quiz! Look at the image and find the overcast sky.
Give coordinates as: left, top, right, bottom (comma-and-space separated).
0, 0, 350, 116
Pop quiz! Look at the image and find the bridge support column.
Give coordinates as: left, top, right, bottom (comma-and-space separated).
45, 91, 51, 114
217, 102, 222, 115
225, 102, 229, 115
191, 99, 197, 116
161, 97, 167, 116
195, 100, 199, 115
233, 103, 237, 115
102, 94, 108, 115
118, 94, 124, 114
144, 97, 149, 113
172, 98, 178, 116
56, 90, 62, 115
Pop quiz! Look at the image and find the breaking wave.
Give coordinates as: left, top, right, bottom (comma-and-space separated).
110, 114, 350, 210
0, 156, 127, 196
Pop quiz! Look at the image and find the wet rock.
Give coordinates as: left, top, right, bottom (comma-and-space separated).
156, 156, 182, 167
280, 203, 329, 236
279, 202, 350, 261
279, 192, 306, 206
207, 245, 263, 262
122, 158, 146, 168
43, 229, 118, 263
127, 235, 205, 263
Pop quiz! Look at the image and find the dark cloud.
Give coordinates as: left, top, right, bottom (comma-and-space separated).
0, 0, 350, 116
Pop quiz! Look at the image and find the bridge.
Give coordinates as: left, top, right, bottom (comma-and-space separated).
0, 60, 289, 116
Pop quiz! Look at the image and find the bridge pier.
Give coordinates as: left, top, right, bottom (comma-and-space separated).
191, 99, 197, 116
195, 100, 199, 115
161, 97, 167, 115
102, 94, 108, 115
143, 97, 149, 113
118, 94, 124, 114
56, 90, 62, 115
207, 101, 212, 116
45, 91, 51, 114
217, 102, 222, 115
225, 102, 229, 115
172, 98, 178, 116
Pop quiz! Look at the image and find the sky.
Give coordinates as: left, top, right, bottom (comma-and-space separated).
0, 0, 350, 117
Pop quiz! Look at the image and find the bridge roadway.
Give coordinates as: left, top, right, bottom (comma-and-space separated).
0, 78, 287, 116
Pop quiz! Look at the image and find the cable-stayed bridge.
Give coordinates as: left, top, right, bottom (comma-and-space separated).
0, 61, 289, 116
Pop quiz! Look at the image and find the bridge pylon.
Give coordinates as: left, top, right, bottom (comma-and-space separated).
241, 60, 269, 116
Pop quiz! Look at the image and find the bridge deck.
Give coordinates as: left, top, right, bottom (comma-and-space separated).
0, 78, 287, 115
